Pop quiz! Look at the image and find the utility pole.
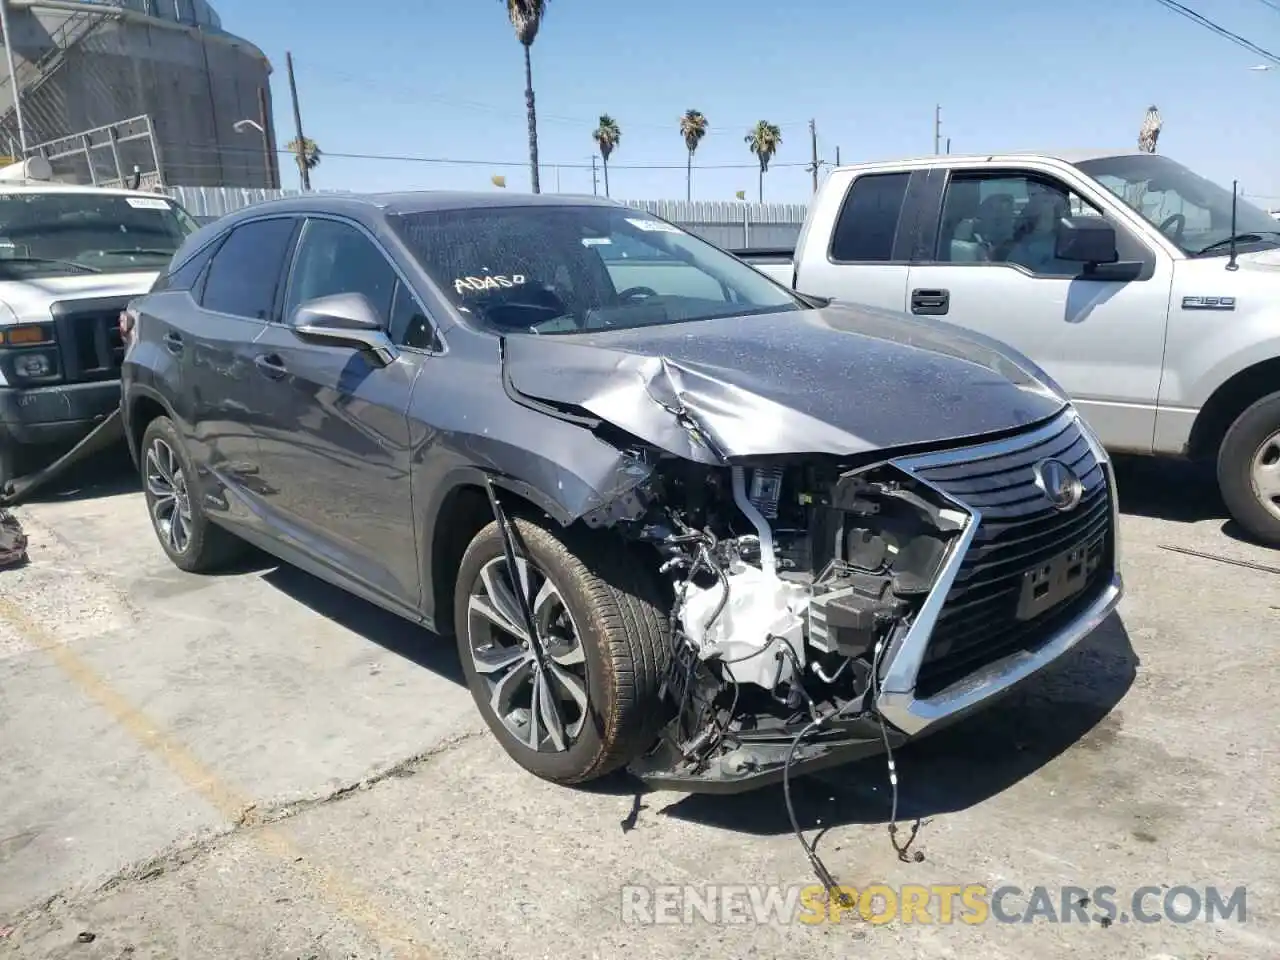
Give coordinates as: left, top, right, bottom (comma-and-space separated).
591, 155, 598, 196
809, 118, 818, 192
0, 0, 29, 158
256, 86, 274, 189
934, 104, 941, 155
285, 51, 309, 191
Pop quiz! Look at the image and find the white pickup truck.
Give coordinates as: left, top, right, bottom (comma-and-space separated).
0, 160, 200, 489
738, 149, 1280, 546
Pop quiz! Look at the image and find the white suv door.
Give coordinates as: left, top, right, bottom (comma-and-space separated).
904, 166, 1173, 455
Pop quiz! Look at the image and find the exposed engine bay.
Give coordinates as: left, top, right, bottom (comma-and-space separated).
592, 453, 969, 792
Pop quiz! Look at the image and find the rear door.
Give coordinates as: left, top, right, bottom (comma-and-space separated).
179, 215, 300, 529
250, 215, 425, 610
792, 168, 931, 311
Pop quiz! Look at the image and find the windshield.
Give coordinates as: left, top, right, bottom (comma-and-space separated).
1074, 154, 1280, 257
388, 204, 802, 336
0, 191, 199, 279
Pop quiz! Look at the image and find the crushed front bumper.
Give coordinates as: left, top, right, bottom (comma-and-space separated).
630, 408, 1125, 795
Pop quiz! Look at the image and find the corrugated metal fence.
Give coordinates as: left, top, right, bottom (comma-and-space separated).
166, 186, 808, 250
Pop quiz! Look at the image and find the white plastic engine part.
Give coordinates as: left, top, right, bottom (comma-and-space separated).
679, 558, 810, 690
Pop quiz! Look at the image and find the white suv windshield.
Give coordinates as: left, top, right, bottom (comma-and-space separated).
389, 204, 802, 335
1075, 154, 1280, 257
0, 192, 198, 279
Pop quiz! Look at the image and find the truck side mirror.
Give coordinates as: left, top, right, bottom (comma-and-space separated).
1055, 216, 1119, 264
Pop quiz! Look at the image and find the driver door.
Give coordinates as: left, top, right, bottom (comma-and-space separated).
249, 215, 424, 610
906, 167, 1174, 454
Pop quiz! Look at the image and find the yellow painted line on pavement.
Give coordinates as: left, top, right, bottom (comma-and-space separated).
0, 593, 435, 959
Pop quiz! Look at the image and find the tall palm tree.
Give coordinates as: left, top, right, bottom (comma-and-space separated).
284, 137, 321, 190
679, 109, 708, 202
593, 114, 621, 198
503, 0, 549, 193
744, 121, 781, 203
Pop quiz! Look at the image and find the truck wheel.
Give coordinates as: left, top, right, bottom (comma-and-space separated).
1217, 391, 1280, 547
140, 416, 245, 572
453, 516, 670, 785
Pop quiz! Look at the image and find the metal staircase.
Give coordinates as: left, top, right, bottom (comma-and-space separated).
0, 7, 116, 142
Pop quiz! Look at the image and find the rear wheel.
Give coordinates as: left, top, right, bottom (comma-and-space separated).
453, 517, 670, 785
140, 416, 245, 572
1217, 391, 1280, 547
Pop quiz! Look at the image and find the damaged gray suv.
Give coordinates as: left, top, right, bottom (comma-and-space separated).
120, 192, 1123, 794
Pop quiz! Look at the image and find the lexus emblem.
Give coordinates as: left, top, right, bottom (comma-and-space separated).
1033, 458, 1084, 512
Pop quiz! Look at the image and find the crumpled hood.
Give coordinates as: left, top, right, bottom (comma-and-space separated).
502, 303, 1068, 463
0, 271, 158, 323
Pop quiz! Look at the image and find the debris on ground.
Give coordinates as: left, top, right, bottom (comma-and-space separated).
0, 507, 28, 569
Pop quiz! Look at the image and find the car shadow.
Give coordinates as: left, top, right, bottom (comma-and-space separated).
258, 561, 466, 685
649, 613, 1138, 838
8, 442, 139, 505
1111, 454, 1222, 524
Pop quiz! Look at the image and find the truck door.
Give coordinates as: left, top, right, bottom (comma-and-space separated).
794, 169, 923, 312
905, 167, 1173, 455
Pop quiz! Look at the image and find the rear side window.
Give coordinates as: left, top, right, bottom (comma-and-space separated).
829, 172, 911, 262
151, 236, 222, 293
200, 217, 297, 320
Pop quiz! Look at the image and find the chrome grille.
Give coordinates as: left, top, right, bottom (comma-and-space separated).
903, 414, 1115, 699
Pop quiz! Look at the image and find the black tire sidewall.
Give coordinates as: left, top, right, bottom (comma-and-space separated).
139, 416, 215, 570
453, 519, 619, 784
1217, 392, 1280, 546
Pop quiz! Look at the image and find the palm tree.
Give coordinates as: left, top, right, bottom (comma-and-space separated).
593, 114, 621, 198
503, 0, 549, 193
284, 137, 321, 190
744, 121, 781, 203
679, 109, 708, 202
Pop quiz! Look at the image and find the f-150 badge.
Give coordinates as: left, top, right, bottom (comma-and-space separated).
1181, 296, 1236, 310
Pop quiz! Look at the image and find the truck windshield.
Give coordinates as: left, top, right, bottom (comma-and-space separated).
1075, 154, 1280, 257
0, 191, 199, 279
388, 204, 802, 336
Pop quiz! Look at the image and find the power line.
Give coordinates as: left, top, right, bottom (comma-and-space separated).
1257, 0, 1280, 14
1152, 0, 1280, 66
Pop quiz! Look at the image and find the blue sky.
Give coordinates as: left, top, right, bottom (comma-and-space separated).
214, 0, 1280, 208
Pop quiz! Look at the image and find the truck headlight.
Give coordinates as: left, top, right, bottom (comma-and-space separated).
13, 351, 54, 378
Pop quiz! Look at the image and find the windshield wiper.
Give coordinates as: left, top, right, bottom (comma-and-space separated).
97, 248, 177, 257
1194, 231, 1280, 256
0, 256, 101, 274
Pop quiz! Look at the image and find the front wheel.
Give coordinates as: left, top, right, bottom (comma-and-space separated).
453, 517, 670, 785
1217, 391, 1280, 547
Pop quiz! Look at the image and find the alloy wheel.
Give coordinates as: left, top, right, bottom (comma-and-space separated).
466, 556, 589, 753
1251, 429, 1280, 522
145, 437, 193, 554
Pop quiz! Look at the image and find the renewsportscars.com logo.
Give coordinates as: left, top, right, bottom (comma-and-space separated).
621, 883, 1249, 927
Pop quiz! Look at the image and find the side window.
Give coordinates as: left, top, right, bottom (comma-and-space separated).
200, 218, 297, 319
283, 218, 397, 325
389, 279, 441, 350
829, 172, 911, 262
151, 234, 222, 293
935, 172, 1108, 276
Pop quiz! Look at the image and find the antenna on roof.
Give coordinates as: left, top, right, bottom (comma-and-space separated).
1227, 179, 1240, 272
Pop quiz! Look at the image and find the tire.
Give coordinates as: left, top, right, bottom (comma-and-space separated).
1217, 391, 1280, 547
453, 516, 671, 785
139, 416, 245, 572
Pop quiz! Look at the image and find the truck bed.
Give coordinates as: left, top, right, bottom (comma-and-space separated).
730, 246, 794, 286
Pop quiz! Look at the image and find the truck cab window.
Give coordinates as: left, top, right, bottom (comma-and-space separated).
829, 172, 910, 262
936, 173, 1105, 277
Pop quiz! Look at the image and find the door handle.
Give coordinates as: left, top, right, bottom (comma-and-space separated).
162, 331, 183, 354
254, 353, 287, 380
910, 288, 950, 316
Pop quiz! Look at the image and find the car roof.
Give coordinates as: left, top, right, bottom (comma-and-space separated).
835, 148, 1152, 172
220, 190, 626, 219
0, 183, 179, 198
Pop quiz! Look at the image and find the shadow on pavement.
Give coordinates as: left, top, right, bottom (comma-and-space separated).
9, 441, 139, 505
260, 561, 466, 685
1111, 454, 1222, 524
653, 613, 1138, 837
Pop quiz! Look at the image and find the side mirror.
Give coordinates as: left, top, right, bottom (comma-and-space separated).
289, 292, 398, 366
1055, 216, 1119, 264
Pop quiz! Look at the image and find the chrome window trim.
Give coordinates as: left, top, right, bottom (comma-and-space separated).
874, 406, 1125, 736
